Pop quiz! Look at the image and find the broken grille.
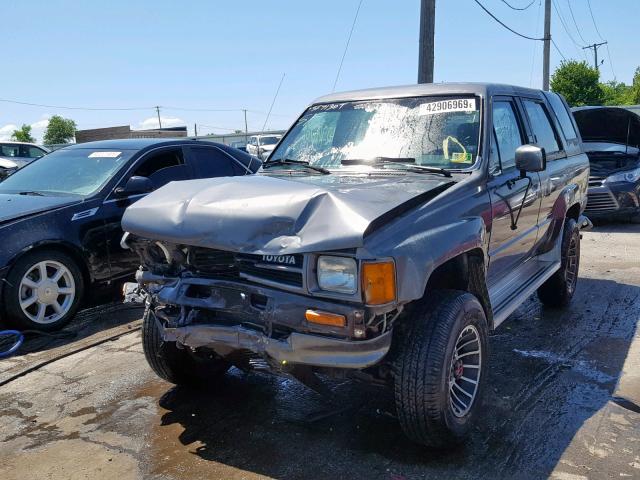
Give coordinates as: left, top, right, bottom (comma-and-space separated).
188, 248, 304, 289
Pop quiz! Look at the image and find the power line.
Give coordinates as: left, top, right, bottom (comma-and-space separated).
586, 0, 605, 41
0, 98, 293, 118
551, 0, 584, 49
585, 0, 615, 79
500, 0, 536, 11
529, 0, 543, 87
262, 73, 286, 132
0, 98, 151, 111
605, 42, 617, 80
473, 0, 544, 41
551, 39, 567, 60
565, 0, 587, 44
332, 0, 364, 92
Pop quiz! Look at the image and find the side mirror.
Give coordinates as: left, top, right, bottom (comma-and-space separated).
114, 176, 153, 197
515, 144, 546, 173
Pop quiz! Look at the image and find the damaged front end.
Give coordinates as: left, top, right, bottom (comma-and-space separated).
123, 234, 400, 379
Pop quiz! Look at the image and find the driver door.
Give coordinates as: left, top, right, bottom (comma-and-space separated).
487, 97, 543, 287
102, 147, 190, 280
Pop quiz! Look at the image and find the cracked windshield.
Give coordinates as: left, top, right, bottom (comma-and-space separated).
270, 96, 480, 170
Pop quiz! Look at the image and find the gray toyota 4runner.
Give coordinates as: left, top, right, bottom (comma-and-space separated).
122, 83, 590, 447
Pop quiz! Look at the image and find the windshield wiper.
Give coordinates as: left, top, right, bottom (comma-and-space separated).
17, 191, 45, 196
341, 157, 452, 177
263, 158, 330, 174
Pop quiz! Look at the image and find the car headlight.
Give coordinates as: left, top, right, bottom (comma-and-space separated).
317, 256, 357, 294
605, 167, 640, 183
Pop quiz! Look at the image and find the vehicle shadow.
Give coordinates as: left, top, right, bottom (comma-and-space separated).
0, 284, 141, 359
588, 220, 640, 233
153, 277, 639, 480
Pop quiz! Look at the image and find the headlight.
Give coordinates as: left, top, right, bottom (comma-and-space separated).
317, 256, 357, 294
605, 167, 640, 183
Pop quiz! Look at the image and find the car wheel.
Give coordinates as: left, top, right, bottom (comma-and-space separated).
394, 290, 488, 448
142, 306, 229, 386
3, 250, 85, 331
537, 217, 580, 307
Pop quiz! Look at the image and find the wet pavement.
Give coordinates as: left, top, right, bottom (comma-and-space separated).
1, 224, 639, 480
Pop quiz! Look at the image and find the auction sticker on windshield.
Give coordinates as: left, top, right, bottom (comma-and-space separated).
419, 98, 477, 116
88, 151, 122, 158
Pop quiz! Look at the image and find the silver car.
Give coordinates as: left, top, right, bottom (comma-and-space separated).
0, 141, 49, 169
245, 134, 282, 159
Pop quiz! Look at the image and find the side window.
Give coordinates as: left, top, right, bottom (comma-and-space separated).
523, 100, 561, 154
0, 144, 20, 157
492, 101, 524, 170
21, 146, 46, 158
545, 93, 578, 140
190, 147, 245, 178
132, 148, 187, 189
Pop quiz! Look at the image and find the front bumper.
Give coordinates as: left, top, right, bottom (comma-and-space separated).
163, 323, 392, 369
136, 271, 394, 369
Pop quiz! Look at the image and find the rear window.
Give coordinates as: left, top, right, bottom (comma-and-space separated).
545, 92, 578, 140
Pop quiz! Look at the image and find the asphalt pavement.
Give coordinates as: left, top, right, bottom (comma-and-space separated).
1, 224, 639, 480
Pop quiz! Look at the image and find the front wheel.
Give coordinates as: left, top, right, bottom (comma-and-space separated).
3, 249, 84, 331
394, 290, 488, 448
537, 217, 580, 307
142, 307, 229, 386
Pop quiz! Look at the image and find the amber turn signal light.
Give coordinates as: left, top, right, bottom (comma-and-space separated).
305, 309, 346, 327
362, 261, 396, 305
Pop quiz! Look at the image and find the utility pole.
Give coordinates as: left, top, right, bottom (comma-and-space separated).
243, 109, 248, 144
194, 123, 198, 137
542, 0, 551, 91
155, 106, 162, 129
418, 0, 436, 83
583, 41, 607, 70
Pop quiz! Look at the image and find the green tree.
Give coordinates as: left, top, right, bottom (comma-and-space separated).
550, 60, 604, 107
630, 67, 640, 104
601, 80, 633, 106
10, 124, 35, 143
43, 115, 76, 145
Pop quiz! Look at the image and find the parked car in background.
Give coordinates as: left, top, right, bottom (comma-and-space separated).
123, 84, 590, 448
573, 106, 640, 222
0, 141, 49, 168
0, 157, 19, 180
0, 138, 260, 331
230, 141, 248, 153
246, 134, 282, 159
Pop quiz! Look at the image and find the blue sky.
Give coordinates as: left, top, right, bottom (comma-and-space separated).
1, 0, 636, 142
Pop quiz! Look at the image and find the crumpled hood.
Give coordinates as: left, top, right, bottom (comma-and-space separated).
122, 174, 453, 254
0, 194, 80, 225
573, 107, 640, 147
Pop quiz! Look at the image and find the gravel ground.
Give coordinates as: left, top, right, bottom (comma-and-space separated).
0, 224, 639, 480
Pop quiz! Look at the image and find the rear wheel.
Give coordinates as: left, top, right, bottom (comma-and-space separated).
394, 290, 488, 448
3, 249, 84, 331
142, 307, 229, 386
537, 217, 580, 307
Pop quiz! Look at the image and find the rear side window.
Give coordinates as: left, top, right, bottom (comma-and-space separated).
21, 145, 46, 158
545, 93, 578, 140
190, 147, 246, 178
523, 100, 561, 154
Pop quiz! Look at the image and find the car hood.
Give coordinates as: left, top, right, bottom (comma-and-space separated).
573, 107, 640, 148
122, 173, 455, 254
0, 157, 18, 169
0, 194, 81, 225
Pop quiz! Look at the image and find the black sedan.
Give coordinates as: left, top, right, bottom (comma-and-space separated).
0, 138, 260, 330
573, 106, 640, 222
